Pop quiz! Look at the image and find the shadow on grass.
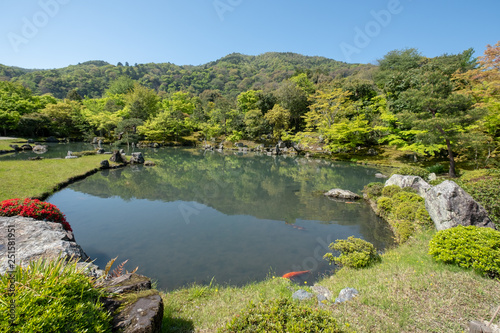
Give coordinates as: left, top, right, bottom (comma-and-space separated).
162, 305, 195, 333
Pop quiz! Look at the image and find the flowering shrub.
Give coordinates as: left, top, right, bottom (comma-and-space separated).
0, 198, 72, 231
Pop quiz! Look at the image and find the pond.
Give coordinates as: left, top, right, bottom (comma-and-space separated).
42, 146, 393, 290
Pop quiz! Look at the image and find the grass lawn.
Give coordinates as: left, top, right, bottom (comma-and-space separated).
0, 155, 118, 201
159, 230, 500, 332
0, 138, 27, 151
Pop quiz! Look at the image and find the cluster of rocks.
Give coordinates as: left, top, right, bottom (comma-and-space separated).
99, 151, 155, 170
0, 216, 164, 333
203, 141, 302, 156
9, 143, 48, 154
292, 286, 359, 306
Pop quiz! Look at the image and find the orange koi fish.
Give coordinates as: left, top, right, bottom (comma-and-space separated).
282, 270, 310, 279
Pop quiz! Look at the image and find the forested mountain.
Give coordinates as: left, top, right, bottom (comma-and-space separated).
0, 52, 370, 99
1, 44, 498, 176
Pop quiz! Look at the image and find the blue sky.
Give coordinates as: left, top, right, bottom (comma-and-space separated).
1, 0, 499, 69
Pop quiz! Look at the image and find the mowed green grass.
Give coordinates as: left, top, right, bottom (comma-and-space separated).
160, 231, 500, 332
0, 155, 112, 200
0, 138, 27, 151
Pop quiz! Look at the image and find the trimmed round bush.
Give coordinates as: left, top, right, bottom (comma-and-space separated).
376, 197, 393, 217
391, 191, 424, 206
381, 185, 401, 198
0, 198, 71, 231
415, 207, 433, 227
429, 225, 500, 278
324, 236, 380, 269
392, 166, 430, 179
392, 219, 415, 243
363, 182, 384, 200
223, 298, 348, 333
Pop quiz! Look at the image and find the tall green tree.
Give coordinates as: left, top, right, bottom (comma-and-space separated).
381, 49, 479, 177
124, 83, 160, 120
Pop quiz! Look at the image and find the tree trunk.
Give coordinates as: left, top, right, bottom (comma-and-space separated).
445, 138, 456, 177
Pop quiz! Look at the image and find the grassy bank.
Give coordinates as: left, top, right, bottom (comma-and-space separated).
159, 230, 500, 332
0, 138, 27, 152
0, 155, 118, 201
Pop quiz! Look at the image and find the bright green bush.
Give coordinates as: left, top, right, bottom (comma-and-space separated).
222, 298, 349, 333
72, 150, 97, 157
401, 187, 417, 194
0, 257, 112, 332
381, 185, 401, 198
426, 163, 445, 174
391, 191, 424, 206
376, 197, 393, 217
393, 166, 430, 179
457, 169, 500, 227
324, 236, 380, 269
415, 207, 433, 227
392, 219, 415, 243
429, 225, 500, 279
363, 182, 384, 200
393, 202, 420, 221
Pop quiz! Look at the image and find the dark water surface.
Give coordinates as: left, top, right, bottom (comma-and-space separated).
46, 147, 394, 290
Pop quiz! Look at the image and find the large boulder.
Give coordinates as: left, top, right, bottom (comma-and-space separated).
384, 174, 431, 197
324, 189, 360, 200
110, 150, 127, 163
33, 145, 48, 153
425, 180, 495, 231
0, 216, 88, 275
112, 294, 164, 333
335, 287, 359, 304
130, 152, 145, 164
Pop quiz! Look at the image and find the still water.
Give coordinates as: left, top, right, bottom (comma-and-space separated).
45, 147, 393, 290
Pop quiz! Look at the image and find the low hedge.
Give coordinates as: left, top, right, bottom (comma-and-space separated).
429, 225, 500, 279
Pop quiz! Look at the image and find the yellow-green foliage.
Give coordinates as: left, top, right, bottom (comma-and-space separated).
324, 236, 381, 269
363, 182, 384, 199
376, 197, 393, 217
381, 185, 401, 198
392, 166, 430, 179
221, 297, 349, 333
0, 257, 112, 332
366, 182, 433, 243
429, 225, 500, 279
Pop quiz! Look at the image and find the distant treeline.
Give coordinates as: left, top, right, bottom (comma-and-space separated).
0, 45, 498, 176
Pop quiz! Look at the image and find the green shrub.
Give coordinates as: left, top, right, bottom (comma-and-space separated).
381, 185, 401, 198
393, 202, 419, 221
429, 178, 446, 186
457, 169, 500, 227
363, 182, 384, 200
376, 197, 393, 217
222, 298, 349, 333
429, 225, 500, 279
393, 166, 430, 179
415, 207, 433, 227
401, 187, 417, 193
391, 191, 424, 206
392, 219, 415, 243
0, 257, 112, 332
324, 236, 380, 269
426, 163, 445, 174
72, 150, 97, 157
